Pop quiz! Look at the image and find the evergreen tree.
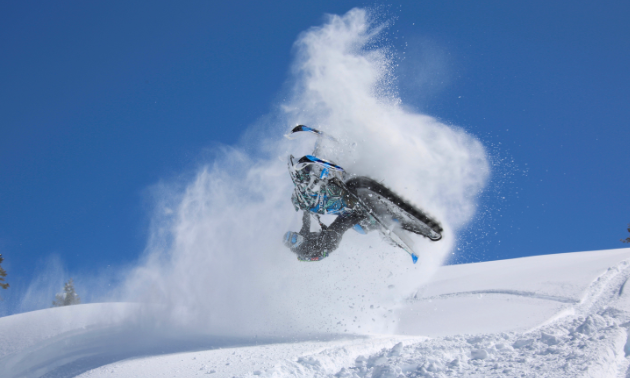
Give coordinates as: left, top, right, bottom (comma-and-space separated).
623, 224, 630, 244
52, 278, 81, 307
0, 255, 8, 298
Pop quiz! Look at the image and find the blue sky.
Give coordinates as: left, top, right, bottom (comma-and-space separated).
1, 1, 629, 312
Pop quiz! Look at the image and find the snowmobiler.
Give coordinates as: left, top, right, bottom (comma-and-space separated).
283, 125, 443, 264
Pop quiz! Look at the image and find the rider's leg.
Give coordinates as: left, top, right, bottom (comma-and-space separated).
284, 211, 365, 261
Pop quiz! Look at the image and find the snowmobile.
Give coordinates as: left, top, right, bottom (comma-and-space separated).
286, 125, 443, 264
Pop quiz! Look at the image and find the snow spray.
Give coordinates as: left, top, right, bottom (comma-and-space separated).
124, 8, 489, 337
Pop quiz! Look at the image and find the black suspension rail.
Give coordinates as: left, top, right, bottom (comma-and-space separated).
344, 176, 443, 240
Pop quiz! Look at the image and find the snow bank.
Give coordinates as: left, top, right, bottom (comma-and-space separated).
0, 303, 137, 360
3, 248, 630, 377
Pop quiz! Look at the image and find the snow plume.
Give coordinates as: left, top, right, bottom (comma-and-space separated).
124, 8, 489, 337
17, 255, 66, 313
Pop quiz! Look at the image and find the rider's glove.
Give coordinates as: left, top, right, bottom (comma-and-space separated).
283, 231, 305, 250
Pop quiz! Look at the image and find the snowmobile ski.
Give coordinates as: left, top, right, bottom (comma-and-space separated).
285, 124, 340, 157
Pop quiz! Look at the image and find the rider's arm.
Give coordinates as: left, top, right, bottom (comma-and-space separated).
300, 211, 311, 234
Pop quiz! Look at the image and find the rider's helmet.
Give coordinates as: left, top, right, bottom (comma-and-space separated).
288, 155, 351, 215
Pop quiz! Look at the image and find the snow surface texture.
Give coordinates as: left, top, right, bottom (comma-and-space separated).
3, 248, 630, 377
119, 7, 489, 339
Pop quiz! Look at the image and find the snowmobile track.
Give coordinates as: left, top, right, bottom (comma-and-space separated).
344, 176, 443, 238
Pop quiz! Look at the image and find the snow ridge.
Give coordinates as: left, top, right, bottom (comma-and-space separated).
409, 290, 579, 305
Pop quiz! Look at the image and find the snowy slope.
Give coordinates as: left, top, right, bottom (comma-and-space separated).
2, 248, 630, 378
398, 248, 630, 337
